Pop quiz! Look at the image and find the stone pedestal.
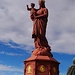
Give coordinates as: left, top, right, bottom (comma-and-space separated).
24, 55, 60, 75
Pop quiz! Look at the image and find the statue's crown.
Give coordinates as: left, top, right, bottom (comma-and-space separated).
38, 0, 45, 2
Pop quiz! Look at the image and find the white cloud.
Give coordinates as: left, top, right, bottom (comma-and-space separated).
59, 72, 66, 75
0, 0, 75, 54
0, 64, 23, 72
0, 0, 31, 44
46, 0, 75, 54
0, 71, 23, 75
0, 64, 23, 75
0, 51, 25, 56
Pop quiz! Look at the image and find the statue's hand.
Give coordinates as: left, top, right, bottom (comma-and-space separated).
31, 15, 34, 19
26, 5, 29, 10
34, 15, 37, 19
26, 5, 28, 7
30, 14, 35, 21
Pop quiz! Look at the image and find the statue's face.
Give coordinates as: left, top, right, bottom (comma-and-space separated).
38, 1, 42, 5
38, 1, 44, 7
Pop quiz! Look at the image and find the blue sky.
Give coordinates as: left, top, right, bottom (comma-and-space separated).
0, 0, 75, 75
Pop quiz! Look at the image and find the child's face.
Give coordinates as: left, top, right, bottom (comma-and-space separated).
31, 3, 35, 8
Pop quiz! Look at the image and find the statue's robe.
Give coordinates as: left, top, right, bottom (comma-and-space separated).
67, 64, 75, 75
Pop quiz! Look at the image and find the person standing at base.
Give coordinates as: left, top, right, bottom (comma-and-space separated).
66, 58, 75, 75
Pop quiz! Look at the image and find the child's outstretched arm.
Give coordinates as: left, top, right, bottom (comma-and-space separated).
26, 5, 31, 11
